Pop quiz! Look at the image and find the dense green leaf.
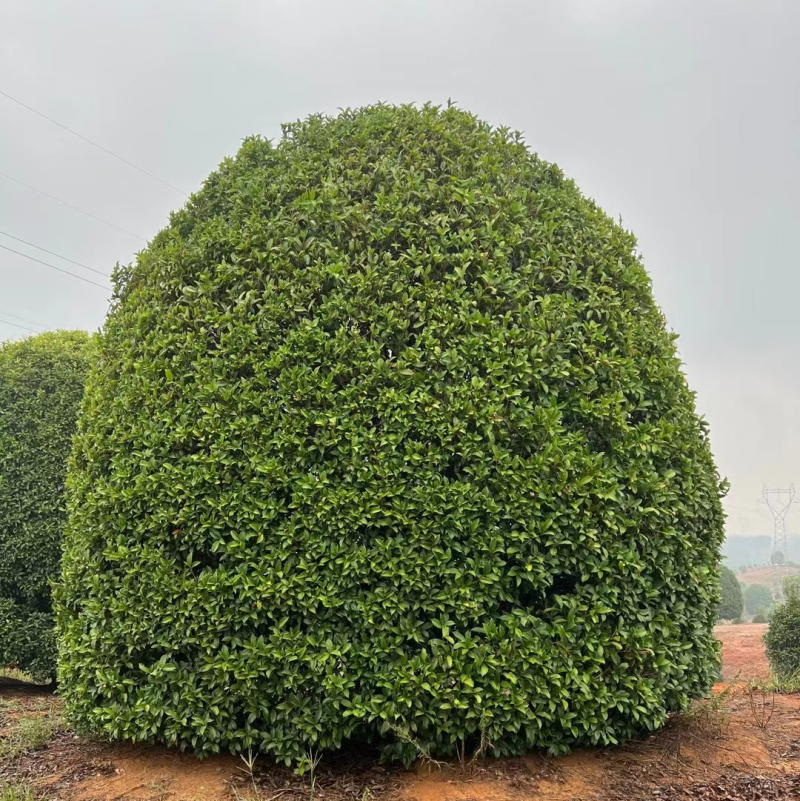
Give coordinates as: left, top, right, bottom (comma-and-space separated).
765, 576, 800, 677
716, 565, 743, 621
0, 330, 93, 681
57, 103, 725, 763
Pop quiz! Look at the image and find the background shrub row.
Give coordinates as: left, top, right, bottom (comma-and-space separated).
0, 331, 92, 681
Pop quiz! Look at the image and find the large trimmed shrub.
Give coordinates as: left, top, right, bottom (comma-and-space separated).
765, 577, 800, 678
717, 565, 743, 621
0, 330, 92, 681
58, 104, 725, 762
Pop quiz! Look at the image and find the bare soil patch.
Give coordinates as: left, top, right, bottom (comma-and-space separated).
715, 623, 770, 681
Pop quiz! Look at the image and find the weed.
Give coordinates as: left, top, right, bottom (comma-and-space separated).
469, 720, 496, 765
236, 748, 260, 800
0, 669, 35, 684
304, 748, 322, 801
673, 686, 731, 742
763, 669, 800, 694
388, 724, 446, 771
745, 683, 775, 731
0, 783, 35, 801
234, 749, 297, 801
0, 714, 63, 760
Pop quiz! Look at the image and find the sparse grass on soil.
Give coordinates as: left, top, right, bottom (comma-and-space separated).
1, 625, 798, 800
0, 671, 34, 685
0, 784, 35, 801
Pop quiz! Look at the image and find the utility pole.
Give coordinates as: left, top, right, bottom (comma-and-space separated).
760, 484, 797, 559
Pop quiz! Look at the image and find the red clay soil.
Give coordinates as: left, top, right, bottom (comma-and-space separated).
2, 627, 798, 801
737, 564, 800, 585
715, 622, 770, 681
401, 690, 800, 801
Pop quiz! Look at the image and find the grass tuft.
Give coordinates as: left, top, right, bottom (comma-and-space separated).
0, 784, 35, 801
764, 669, 800, 694
0, 714, 63, 760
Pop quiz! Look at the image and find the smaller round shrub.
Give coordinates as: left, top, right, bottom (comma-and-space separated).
771, 551, 786, 566
765, 578, 800, 678
751, 609, 768, 624
717, 565, 743, 621
744, 583, 772, 616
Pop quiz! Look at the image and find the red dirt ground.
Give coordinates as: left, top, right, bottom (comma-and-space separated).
737, 564, 800, 594
715, 622, 770, 681
1, 625, 798, 801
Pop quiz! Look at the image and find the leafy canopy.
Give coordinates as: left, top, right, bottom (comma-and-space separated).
765, 576, 800, 678
0, 330, 92, 681
717, 564, 743, 621
58, 103, 725, 763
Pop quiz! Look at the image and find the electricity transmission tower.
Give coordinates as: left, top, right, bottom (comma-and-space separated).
760, 484, 797, 559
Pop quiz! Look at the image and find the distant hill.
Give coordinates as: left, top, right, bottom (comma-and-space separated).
736, 564, 800, 598
721, 535, 800, 570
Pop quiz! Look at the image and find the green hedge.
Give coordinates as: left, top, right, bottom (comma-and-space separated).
0, 330, 92, 681
717, 565, 743, 620
58, 104, 725, 763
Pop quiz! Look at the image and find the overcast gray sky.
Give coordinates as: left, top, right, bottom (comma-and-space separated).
1, 0, 798, 541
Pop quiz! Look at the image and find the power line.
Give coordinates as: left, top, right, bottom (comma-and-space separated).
0, 230, 110, 277
0, 243, 111, 291
0, 316, 38, 334
0, 170, 147, 243
0, 308, 46, 329
0, 88, 188, 197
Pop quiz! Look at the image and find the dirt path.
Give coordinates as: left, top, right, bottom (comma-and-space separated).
715, 623, 770, 681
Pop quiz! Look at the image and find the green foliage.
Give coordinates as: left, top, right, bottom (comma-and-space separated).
58, 104, 726, 763
0, 784, 35, 801
771, 550, 785, 566
717, 565, 743, 621
783, 575, 800, 602
0, 712, 63, 759
0, 331, 92, 681
752, 609, 768, 624
765, 577, 800, 678
744, 583, 772, 616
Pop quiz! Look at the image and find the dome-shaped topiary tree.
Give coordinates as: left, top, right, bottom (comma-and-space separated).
744, 583, 772, 616
717, 564, 743, 621
0, 330, 93, 682
58, 104, 725, 763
